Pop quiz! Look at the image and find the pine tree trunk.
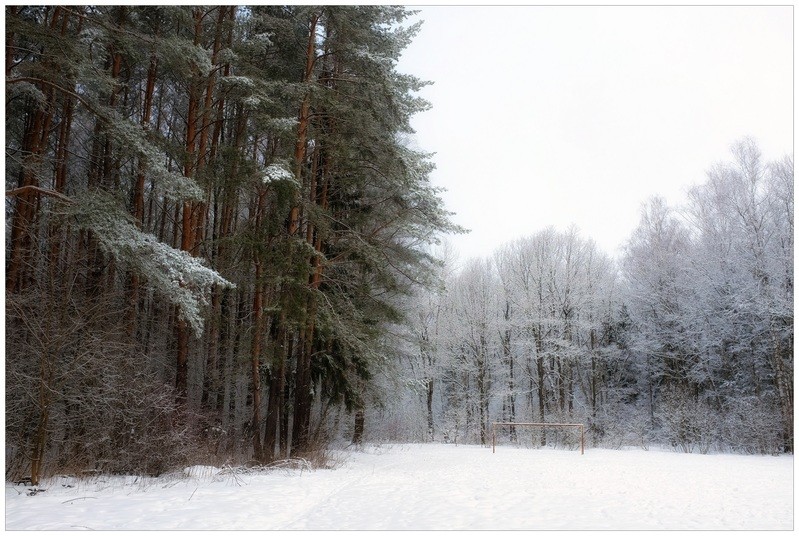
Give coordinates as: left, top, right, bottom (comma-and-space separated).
288, 12, 319, 235
263, 314, 288, 461
173, 8, 205, 404
352, 407, 365, 445
280, 334, 293, 458
8, 94, 49, 292
292, 325, 313, 452
48, 11, 76, 290
288, 14, 326, 452
250, 262, 264, 460
202, 287, 222, 411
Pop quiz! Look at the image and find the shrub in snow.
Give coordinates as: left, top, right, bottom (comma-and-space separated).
718, 396, 783, 455
656, 385, 719, 454
6, 285, 208, 480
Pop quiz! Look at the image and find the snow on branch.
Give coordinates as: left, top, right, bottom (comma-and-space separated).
69, 192, 234, 336
105, 117, 204, 202
262, 161, 297, 185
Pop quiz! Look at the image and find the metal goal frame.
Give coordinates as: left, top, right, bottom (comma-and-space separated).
491, 422, 585, 455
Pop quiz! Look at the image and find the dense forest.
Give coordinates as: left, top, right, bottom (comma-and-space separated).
5, 6, 793, 486
391, 138, 793, 457
6, 5, 460, 484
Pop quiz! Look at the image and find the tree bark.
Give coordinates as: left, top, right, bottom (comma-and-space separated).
250, 262, 264, 460
174, 7, 205, 403
288, 12, 319, 235
263, 313, 288, 461
352, 407, 365, 445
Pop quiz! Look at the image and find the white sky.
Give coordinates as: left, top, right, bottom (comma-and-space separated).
397, 5, 793, 262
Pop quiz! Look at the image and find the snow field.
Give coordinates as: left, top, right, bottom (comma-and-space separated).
5, 443, 792, 530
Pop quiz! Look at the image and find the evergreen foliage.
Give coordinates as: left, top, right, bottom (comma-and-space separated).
6, 5, 458, 482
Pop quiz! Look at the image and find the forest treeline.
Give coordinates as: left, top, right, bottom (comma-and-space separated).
393, 139, 792, 456
5, 6, 793, 486
6, 5, 460, 484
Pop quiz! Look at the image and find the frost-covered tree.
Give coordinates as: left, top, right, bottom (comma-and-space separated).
622, 139, 793, 453
622, 197, 695, 424
681, 139, 793, 452
441, 258, 501, 444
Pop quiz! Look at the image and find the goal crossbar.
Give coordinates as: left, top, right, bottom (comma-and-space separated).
491, 422, 585, 455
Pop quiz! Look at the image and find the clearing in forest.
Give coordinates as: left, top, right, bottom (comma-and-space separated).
5, 443, 792, 530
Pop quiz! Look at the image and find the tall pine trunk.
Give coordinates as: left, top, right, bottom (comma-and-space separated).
250, 261, 264, 460
174, 8, 205, 404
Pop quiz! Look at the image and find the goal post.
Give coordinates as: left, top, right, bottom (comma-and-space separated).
491, 422, 585, 455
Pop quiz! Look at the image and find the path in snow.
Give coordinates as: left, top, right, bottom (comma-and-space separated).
5, 443, 793, 530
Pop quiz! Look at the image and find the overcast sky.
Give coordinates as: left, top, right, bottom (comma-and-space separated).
396, 5, 793, 262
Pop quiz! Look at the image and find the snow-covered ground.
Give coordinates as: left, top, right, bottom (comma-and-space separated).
5, 443, 793, 530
